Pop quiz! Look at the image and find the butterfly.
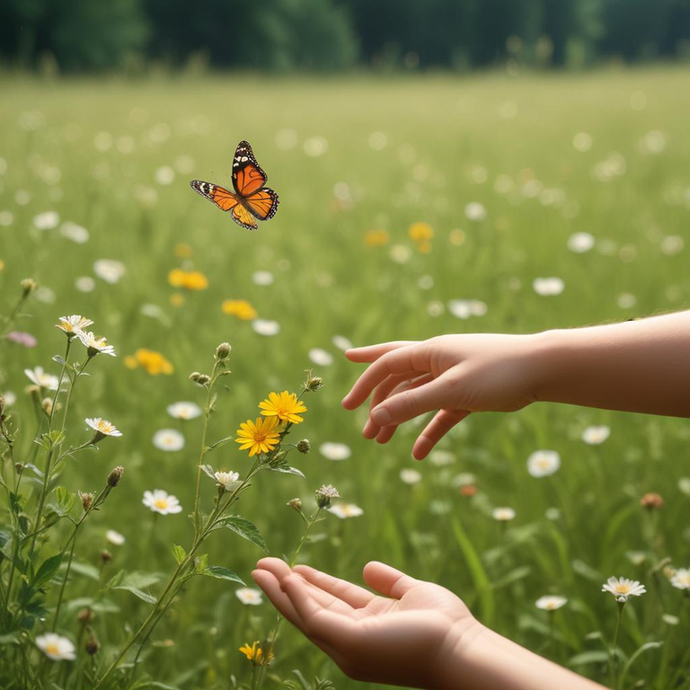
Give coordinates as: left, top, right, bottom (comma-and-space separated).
190, 140, 279, 230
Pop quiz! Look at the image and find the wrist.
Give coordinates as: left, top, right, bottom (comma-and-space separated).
526, 329, 565, 404
430, 618, 490, 690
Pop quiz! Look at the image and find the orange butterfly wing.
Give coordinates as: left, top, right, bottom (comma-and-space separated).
231, 204, 259, 231
244, 188, 279, 221
232, 140, 268, 197
189, 180, 240, 211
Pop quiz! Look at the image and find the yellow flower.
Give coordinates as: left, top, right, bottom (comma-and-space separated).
168, 268, 208, 291
364, 229, 389, 247
170, 292, 185, 307
450, 229, 466, 246
417, 240, 432, 254
126, 348, 174, 375
0, 259, 4, 271
235, 416, 280, 457
222, 299, 258, 320
239, 641, 273, 666
175, 243, 193, 258
259, 391, 307, 424
409, 222, 434, 242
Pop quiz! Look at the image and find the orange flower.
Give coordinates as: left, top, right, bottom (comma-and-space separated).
222, 299, 257, 320
168, 268, 208, 290
125, 348, 174, 375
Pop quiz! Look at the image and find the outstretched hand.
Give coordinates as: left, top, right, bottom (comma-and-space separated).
252, 557, 480, 688
341, 335, 540, 459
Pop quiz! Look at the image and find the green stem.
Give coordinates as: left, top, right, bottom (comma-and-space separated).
610, 601, 624, 689
51, 524, 80, 631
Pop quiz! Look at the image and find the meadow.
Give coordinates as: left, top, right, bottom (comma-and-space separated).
0, 66, 689, 689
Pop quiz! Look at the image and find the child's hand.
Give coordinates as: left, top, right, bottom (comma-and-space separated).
251, 557, 480, 689
341, 335, 541, 459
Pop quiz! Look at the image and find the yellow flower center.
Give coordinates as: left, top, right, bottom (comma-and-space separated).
45, 643, 60, 656
154, 498, 169, 510
614, 584, 631, 594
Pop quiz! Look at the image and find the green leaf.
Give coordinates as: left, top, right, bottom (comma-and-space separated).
0, 632, 19, 645
491, 565, 531, 590
112, 571, 162, 605
114, 586, 157, 605
269, 466, 306, 479
568, 650, 609, 667
619, 641, 663, 688
33, 553, 64, 588
571, 559, 603, 583
67, 561, 100, 581
222, 516, 269, 554
199, 464, 216, 480
201, 566, 245, 585
52, 355, 66, 366
172, 544, 186, 564
194, 554, 209, 573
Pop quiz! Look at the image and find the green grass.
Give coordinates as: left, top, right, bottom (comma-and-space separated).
1, 67, 690, 689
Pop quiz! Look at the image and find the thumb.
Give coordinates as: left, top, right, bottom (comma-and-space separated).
363, 562, 420, 599
369, 373, 453, 427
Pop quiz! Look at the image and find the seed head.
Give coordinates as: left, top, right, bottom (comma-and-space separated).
77, 608, 93, 625
296, 439, 311, 454
79, 491, 94, 512
190, 371, 211, 386
101, 549, 112, 563
107, 465, 124, 487
287, 498, 302, 512
315, 484, 340, 509
303, 371, 323, 392
85, 631, 100, 656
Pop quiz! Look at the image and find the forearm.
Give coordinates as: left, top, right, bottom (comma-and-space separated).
531, 311, 690, 417
435, 624, 606, 690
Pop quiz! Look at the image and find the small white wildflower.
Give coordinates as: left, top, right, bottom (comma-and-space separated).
567, 232, 595, 253
166, 401, 203, 420
36, 633, 76, 661
33, 211, 60, 230
308, 348, 333, 366
602, 576, 646, 602
670, 568, 690, 591
535, 595, 568, 611
332, 334, 353, 351
452, 472, 477, 488
527, 450, 561, 478
492, 507, 516, 522
142, 489, 182, 515
663, 614, 680, 625
572, 132, 593, 152
533, 277, 564, 296
428, 450, 456, 466
78, 331, 116, 357
400, 468, 422, 485
679, 477, 690, 496
252, 319, 280, 336
252, 270, 274, 286
328, 503, 364, 519
319, 442, 351, 461
316, 484, 341, 508
106, 529, 126, 546
464, 202, 487, 221
582, 425, 610, 445
448, 299, 487, 319
85, 417, 122, 439
56, 315, 93, 338
214, 471, 240, 491
2, 391, 17, 406
24, 366, 59, 391
152, 429, 185, 452
93, 259, 126, 284
389, 243, 412, 264
236, 587, 263, 605
60, 222, 89, 244
75, 276, 95, 293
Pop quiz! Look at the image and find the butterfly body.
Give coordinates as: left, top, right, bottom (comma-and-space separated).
190, 140, 279, 230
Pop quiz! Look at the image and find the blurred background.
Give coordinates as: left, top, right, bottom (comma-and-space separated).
2, 0, 690, 74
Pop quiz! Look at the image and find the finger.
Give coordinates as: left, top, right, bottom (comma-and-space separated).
363, 373, 418, 439
282, 575, 355, 642
362, 562, 420, 599
294, 565, 375, 609
412, 409, 470, 460
370, 373, 452, 427
342, 346, 426, 410
366, 373, 435, 440
344, 341, 417, 363
255, 556, 292, 579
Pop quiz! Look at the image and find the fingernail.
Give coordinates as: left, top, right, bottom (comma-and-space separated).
371, 407, 391, 426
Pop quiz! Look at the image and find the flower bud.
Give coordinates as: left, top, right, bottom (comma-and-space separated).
85, 631, 100, 656
79, 491, 94, 512
315, 484, 340, 509
101, 549, 112, 563
296, 439, 311, 454
77, 608, 93, 625
287, 498, 302, 512
41, 397, 53, 416
107, 465, 124, 487
215, 342, 232, 361
304, 373, 323, 392
640, 492, 664, 510
20, 278, 38, 297
189, 371, 211, 386
15, 463, 23, 474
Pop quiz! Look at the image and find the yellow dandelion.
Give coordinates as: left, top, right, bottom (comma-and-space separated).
222, 299, 258, 320
364, 229, 389, 247
259, 391, 307, 424
126, 348, 174, 375
239, 641, 273, 666
168, 268, 208, 291
124, 355, 138, 369
408, 221, 434, 242
235, 416, 280, 457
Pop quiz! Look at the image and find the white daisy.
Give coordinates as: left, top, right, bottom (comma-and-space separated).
389, 244, 412, 264
33, 211, 60, 230
464, 202, 487, 221
535, 595, 568, 611
24, 366, 59, 391
602, 576, 646, 602
153, 429, 185, 452
214, 471, 240, 491
142, 489, 182, 515
328, 503, 364, 519
252, 270, 274, 286
582, 425, 610, 445
567, 232, 595, 253
400, 468, 422, 485
60, 222, 89, 244
85, 417, 122, 438
106, 529, 126, 546
36, 633, 76, 661
2, 391, 16, 406
236, 587, 263, 605
332, 335, 353, 351
679, 477, 690, 496
166, 401, 203, 420
308, 348, 333, 366
56, 315, 93, 338
93, 259, 126, 284
78, 331, 116, 357
527, 450, 561, 478
452, 472, 477, 487
428, 450, 456, 466
319, 442, 351, 461
533, 277, 565, 296
35, 287, 55, 304
670, 568, 690, 590
448, 299, 488, 319
75, 276, 95, 293
252, 319, 280, 336
492, 507, 516, 522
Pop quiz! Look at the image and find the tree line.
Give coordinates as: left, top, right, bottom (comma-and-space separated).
1, 0, 689, 73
